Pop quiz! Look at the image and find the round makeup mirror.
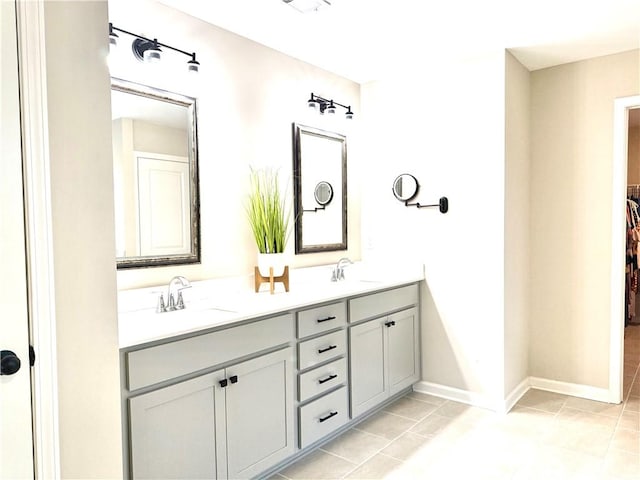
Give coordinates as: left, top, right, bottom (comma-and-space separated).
314, 181, 334, 206
392, 174, 419, 202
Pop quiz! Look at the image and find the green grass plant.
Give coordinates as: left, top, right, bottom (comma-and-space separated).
246, 168, 291, 254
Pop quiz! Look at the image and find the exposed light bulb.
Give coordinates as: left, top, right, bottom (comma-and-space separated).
345, 107, 353, 120
143, 40, 161, 63
308, 95, 319, 111
109, 23, 119, 54
187, 53, 200, 74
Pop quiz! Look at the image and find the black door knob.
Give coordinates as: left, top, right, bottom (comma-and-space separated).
1, 350, 21, 375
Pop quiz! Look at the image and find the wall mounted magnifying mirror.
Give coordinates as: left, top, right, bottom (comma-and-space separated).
304, 181, 334, 212
111, 78, 200, 268
392, 174, 419, 202
293, 124, 347, 253
392, 173, 449, 213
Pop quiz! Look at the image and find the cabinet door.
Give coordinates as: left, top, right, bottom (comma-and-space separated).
224, 348, 295, 479
129, 371, 224, 479
349, 318, 386, 418
387, 307, 420, 396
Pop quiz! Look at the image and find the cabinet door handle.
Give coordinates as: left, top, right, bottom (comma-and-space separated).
318, 411, 338, 423
316, 315, 336, 323
318, 374, 338, 385
229, 375, 238, 384
318, 345, 337, 354
219, 379, 228, 388
385, 321, 396, 328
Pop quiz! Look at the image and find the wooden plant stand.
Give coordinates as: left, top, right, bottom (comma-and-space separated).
254, 266, 290, 294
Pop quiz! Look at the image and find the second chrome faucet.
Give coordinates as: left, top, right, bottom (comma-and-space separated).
157, 276, 191, 313
331, 257, 353, 282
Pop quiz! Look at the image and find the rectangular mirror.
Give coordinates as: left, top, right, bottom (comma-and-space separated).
292, 123, 347, 254
111, 78, 200, 268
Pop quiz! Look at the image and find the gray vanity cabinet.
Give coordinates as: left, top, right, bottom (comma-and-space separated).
122, 283, 422, 478
123, 314, 295, 479
349, 285, 420, 418
129, 347, 294, 480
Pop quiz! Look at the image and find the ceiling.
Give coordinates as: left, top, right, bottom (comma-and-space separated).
157, 0, 640, 84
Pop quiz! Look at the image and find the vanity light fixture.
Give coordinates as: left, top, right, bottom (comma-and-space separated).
109, 23, 200, 73
307, 93, 353, 120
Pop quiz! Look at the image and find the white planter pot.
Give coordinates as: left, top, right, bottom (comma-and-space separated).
257, 253, 286, 277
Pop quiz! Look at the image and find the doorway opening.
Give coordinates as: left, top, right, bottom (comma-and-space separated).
611, 97, 640, 404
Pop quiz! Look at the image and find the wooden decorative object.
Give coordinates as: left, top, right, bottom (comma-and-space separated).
254, 266, 290, 294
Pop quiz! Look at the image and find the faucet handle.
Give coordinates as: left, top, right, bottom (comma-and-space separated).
331, 268, 338, 282
176, 291, 186, 310
155, 293, 166, 313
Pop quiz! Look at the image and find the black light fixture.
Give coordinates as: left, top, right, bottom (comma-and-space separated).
109, 23, 119, 49
307, 93, 353, 120
109, 23, 200, 73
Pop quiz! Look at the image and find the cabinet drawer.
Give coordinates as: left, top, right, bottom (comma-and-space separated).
298, 358, 347, 402
349, 284, 418, 323
298, 329, 346, 371
127, 314, 293, 391
297, 302, 346, 339
299, 386, 348, 449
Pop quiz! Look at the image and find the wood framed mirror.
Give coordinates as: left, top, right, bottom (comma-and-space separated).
111, 78, 200, 268
292, 123, 347, 254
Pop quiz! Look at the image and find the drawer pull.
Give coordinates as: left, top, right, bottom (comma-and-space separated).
318, 345, 337, 354
229, 375, 238, 384
318, 374, 338, 385
385, 321, 396, 328
318, 411, 338, 423
219, 379, 228, 388
316, 315, 336, 323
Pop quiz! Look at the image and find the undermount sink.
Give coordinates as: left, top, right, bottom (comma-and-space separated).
189, 298, 238, 314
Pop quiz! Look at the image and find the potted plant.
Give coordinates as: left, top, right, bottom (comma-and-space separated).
246, 167, 291, 277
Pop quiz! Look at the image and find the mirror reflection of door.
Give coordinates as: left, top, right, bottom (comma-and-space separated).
136, 153, 191, 256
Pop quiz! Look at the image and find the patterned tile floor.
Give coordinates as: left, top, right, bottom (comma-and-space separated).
274, 325, 640, 479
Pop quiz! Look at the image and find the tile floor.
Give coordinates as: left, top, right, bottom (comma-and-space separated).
274, 325, 640, 479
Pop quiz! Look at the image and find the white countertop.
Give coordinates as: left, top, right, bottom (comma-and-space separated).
117, 262, 424, 349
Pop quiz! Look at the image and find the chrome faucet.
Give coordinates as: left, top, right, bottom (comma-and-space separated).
331, 257, 353, 282
164, 275, 191, 312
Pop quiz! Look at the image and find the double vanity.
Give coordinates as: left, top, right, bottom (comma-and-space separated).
118, 265, 423, 479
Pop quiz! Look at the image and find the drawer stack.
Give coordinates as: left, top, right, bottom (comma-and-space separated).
296, 301, 348, 449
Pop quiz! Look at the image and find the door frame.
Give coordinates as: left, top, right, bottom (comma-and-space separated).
610, 95, 640, 404
16, 0, 60, 477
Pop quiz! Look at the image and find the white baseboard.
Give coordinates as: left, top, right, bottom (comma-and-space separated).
529, 376, 613, 403
413, 381, 495, 411
414, 376, 615, 413
501, 378, 530, 414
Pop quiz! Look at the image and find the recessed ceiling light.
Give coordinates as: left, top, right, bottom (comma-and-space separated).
282, 0, 330, 14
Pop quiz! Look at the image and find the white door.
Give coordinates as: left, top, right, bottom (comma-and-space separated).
136, 153, 191, 256
0, 0, 35, 478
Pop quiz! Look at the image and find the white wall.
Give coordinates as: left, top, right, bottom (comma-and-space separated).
530, 50, 640, 389
504, 52, 530, 400
108, 0, 362, 290
628, 120, 640, 184
43, 1, 123, 477
361, 51, 508, 407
